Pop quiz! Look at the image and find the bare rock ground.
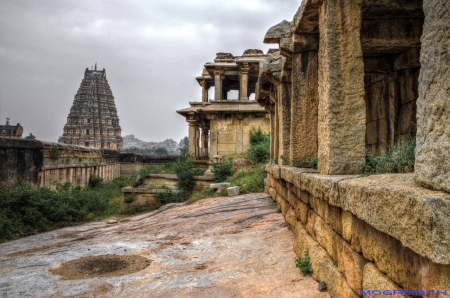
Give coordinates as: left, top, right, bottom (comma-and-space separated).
0, 193, 329, 297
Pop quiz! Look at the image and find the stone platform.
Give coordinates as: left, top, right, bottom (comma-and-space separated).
0, 193, 328, 298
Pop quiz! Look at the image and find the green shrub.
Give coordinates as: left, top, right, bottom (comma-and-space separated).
88, 175, 103, 189
154, 188, 185, 205
295, 249, 313, 276
154, 147, 169, 154
186, 188, 215, 205
293, 158, 318, 169
123, 194, 136, 204
363, 138, 416, 174
212, 158, 233, 182
0, 177, 127, 242
174, 156, 196, 195
49, 146, 60, 160
228, 164, 266, 194
247, 128, 270, 164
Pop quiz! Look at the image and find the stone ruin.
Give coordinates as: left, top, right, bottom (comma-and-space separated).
258, 0, 450, 296
257, 0, 449, 192
177, 49, 273, 162
0, 118, 23, 139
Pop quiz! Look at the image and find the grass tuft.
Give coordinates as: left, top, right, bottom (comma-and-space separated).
362, 138, 415, 174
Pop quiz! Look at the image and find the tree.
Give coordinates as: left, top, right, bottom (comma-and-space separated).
154, 147, 168, 154
178, 136, 189, 156
24, 133, 36, 140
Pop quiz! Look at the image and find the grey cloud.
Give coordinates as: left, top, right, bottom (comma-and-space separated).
0, 0, 297, 143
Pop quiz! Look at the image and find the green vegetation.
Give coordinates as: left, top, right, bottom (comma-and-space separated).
293, 158, 318, 169
275, 205, 281, 213
123, 147, 171, 155
247, 127, 270, 163
362, 138, 416, 174
295, 249, 313, 276
88, 175, 103, 188
174, 156, 196, 194
154, 147, 169, 154
228, 164, 266, 194
153, 188, 185, 205
0, 177, 128, 243
212, 158, 233, 182
49, 146, 60, 160
186, 188, 216, 205
280, 155, 290, 165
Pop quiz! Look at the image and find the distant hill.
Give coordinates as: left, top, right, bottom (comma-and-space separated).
123, 135, 180, 154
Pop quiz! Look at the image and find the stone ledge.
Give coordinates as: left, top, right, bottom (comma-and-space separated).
267, 165, 450, 265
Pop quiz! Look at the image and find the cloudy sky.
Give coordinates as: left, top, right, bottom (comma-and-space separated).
0, 0, 298, 143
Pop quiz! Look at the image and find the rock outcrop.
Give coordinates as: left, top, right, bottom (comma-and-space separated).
0, 194, 329, 297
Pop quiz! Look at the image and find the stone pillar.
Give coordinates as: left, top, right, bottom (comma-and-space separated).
277, 83, 291, 164
290, 37, 319, 164
207, 114, 218, 159
201, 127, 209, 159
240, 64, 249, 100
214, 70, 223, 100
201, 81, 209, 103
415, 0, 450, 192
271, 91, 280, 162
187, 118, 199, 157
317, 0, 366, 174
269, 105, 276, 160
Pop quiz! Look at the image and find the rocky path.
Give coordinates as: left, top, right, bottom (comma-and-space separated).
0, 193, 329, 297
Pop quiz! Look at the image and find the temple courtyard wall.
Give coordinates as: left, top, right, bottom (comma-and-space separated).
0, 138, 177, 188
265, 165, 450, 297
210, 112, 270, 157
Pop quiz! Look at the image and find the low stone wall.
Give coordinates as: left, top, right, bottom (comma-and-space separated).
121, 174, 214, 213
0, 138, 179, 188
265, 165, 450, 297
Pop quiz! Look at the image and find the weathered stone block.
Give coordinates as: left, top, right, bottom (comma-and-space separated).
309, 196, 343, 236
362, 263, 403, 298
210, 182, 230, 189
264, 20, 291, 44
268, 187, 277, 200
226, 186, 240, 197
351, 215, 450, 291
293, 221, 359, 298
317, 0, 366, 175
339, 174, 450, 265
306, 210, 368, 294
341, 210, 354, 243
338, 240, 368, 294
415, 0, 450, 193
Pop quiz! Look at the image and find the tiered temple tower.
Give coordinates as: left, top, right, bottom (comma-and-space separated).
58, 65, 123, 150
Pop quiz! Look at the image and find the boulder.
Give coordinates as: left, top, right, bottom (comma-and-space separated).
227, 186, 240, 197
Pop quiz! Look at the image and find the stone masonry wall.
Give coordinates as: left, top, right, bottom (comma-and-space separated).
209, 113, 270, 157
0, 138, 177, 188
265, 165, 450, 297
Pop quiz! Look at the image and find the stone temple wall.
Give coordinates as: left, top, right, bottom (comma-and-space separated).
266, 165, 450, 297
209, 113, 270, 157
0, 138, 177, 188
256, 0, 450, 296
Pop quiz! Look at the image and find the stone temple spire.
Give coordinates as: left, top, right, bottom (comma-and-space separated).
58, 66, 123, 150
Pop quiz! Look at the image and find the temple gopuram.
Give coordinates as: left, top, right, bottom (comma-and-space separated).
0, 118, 23, 139
177, 50, 272, 162
58, 65, 123, 150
